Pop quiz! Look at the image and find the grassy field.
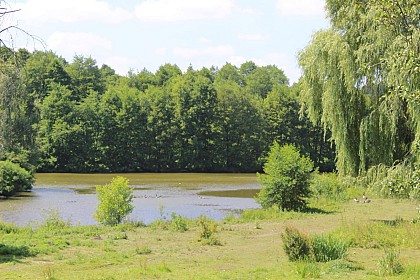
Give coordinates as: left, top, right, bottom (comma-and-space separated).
1, 198, 419, 279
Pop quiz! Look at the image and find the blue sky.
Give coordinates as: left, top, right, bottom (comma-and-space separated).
10, 0, 330, 84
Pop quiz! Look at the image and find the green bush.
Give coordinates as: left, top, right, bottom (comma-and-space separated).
281, 226, 311, 261
310, 172, 348, 201
0, 160, 33, 197
198, 215, 221, 245
257, 143, 314, 211
94, 176, 134, 226
370, 164, 420, 199
171, 213, 189, 232
311, 234, 348, 262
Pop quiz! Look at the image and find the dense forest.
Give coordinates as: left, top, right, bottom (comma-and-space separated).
0, 48, 334, 173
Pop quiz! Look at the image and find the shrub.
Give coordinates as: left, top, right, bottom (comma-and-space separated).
0, 160, 33, 197
377, 248, 404, 276
171, 213, 189, 232
281, 226, 311, 261
311, 234, 348, 262
370, 163, 420, 199
94, 176, 134, 226
257, 143, 313, 211
198, 215, 221, 245
310, 172, 348, 201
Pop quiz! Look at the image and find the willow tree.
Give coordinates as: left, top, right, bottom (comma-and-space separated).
299, 0, 419, 175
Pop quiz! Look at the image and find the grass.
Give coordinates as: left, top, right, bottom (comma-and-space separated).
0, 198, 419, 279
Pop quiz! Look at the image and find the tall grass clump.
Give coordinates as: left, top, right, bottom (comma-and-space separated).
281, 226, 311, 261
295, 259, 321, 278
311, 234, 348, 262
377, 248, 404, 276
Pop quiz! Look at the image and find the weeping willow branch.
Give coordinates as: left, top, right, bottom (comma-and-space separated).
299, 0, 419, 176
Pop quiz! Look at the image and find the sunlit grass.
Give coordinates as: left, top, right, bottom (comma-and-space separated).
1, 197, 419, 279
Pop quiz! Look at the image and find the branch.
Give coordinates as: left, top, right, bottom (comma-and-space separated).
0, 8, 21, 16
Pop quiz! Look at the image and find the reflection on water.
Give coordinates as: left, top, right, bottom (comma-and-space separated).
0, 173, 261, 226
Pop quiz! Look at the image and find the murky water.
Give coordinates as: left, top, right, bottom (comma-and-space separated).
0, 173, 261, 226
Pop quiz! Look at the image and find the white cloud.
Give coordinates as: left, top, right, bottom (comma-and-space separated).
173, 45, 235, 58
16, 0, 132, 24
238, 33, 269, 41
238, 8, 259, 15
155, 48, 168, 56
277, 0, 325, 16
47, 32, 112, 59
103, 56, 132, 75
135, 0, 234, 22
199, 37, 211, 44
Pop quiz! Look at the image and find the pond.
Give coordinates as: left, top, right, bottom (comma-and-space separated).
0, 173, 261, 226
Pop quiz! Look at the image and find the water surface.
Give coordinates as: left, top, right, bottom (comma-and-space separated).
0, 173, 261, 226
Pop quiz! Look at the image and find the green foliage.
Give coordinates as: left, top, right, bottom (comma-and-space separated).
258, 143, 314, 211
294, 259, 321, 278
2, 45, 334, 173
281, 226, 311, 262
310, 172, 348, 201
311, 234, 347, 262
370, 164, 420, 199
377, 248, 404, 276
0, 160, 33, 197
170, 213, 189, 232
94, 176, 134, 226
0, 244, 32, 258
299, 0, 420, 175
198, 216, 221, 246
40, 209, 70, 231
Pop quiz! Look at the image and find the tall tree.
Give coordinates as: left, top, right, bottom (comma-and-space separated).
66, 55, 105, 99
146, 85, 178, 171
299, 0, 419, 175
215, 80, 265, 171
155, 63, 182, 86
245, 65, 288, 98
172, 67, 220, 171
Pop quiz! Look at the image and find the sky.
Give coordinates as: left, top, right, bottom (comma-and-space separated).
7, 0, 330, 84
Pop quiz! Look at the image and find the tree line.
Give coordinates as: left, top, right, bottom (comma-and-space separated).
0, 48, 334, 173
